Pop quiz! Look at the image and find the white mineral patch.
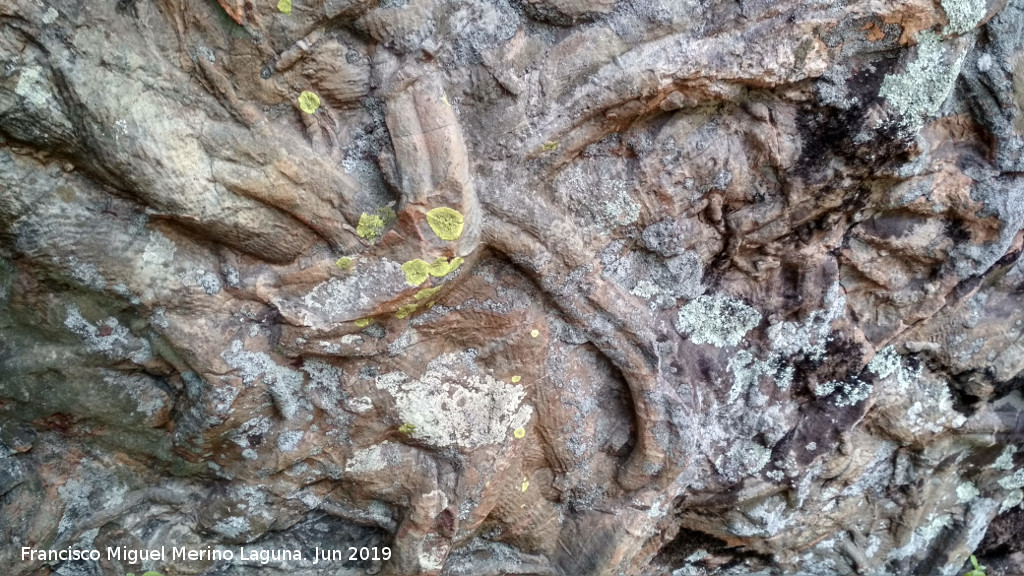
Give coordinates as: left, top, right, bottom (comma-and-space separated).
375, 352, 533, 449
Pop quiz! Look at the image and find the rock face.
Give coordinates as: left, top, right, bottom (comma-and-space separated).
2, 0, 1024, 575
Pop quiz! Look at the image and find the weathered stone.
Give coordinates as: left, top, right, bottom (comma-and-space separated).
1, 0, 1024, 575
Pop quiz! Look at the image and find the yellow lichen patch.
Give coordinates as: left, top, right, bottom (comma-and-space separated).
396, 303, 418, 319
356, 207, 396, 242
398, 422, 416, 434
354, 318, 371, 328
511, 375, 521, 383
530, 329, 539, 338
513, 427, 526, 439
426, 256, 465, 278
357, 213, 384, 242
521, 477, 529, 492
426, 207, 464, 241
402, 259, 430, 286
298, 91, 320, 114
277, 0, 292, 13
335, 257, 354, 271
542, 141, 558, 152
415, 286, 441, 301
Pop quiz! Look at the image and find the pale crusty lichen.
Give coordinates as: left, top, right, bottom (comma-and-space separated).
941, 0, 986, 35
993, 445, 1018, 470
426, 207, 465, 241
878, 31, 967, 128
374, 352, 533, 449
676, 294, 761, 348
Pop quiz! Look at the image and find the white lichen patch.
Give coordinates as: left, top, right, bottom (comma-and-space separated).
716, 439, 772, 481
998, 469, 1024, 491
676, 294, 761, 348
276, 430, 304, 452
878, 31, 968, 128
888, 512, 952, 560
346, 441, 401, 474
832, 377, 873, 408
992, 445, 1017, 471
64, 305, 151, 363
957, 481, 980, 503
728, 495, 792, 537
302, 358, 343, 412
375, 351, 533, 449
102, 372, 166, 417
285, 259, 406, 327
211, 516, 251, 539
142, 230, 176, 266
941, 0, 987, 34
767, 282, 845, 361
222, 340, 305, 420
15, 66, 49, 108
999, 489, 1022, 514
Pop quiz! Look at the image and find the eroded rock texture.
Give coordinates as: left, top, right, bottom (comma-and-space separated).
2, 0, 1024, 574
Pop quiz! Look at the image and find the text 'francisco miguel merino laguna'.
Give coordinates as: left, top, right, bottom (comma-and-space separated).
22, 546, 392, 566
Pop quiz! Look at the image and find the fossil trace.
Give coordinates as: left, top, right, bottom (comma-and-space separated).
2, 0, 1024, 575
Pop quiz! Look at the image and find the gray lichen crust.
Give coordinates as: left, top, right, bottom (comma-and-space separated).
675, 294, 762, 348
1, 0, 1023, 575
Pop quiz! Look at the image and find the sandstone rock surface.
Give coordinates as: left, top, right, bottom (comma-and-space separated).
2, 0, 1024, 575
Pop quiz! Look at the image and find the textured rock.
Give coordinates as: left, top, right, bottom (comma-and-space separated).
1, 0, 1024, 575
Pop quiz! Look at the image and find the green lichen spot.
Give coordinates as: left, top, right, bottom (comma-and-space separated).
530, 329, 539, 338
398, 422, 416, 434
426, 256, 464, 278
277, 0, 292, 14
335, 257, 354, 271
356, 207, 396, 242
426, 207, 464, 241
427, 257, 451, 277
542, 141, 559, 152
513, 427, 526, 439
402, 259, 430, 286
521, 477, 530, 492
355, 318, 371, 328
298, 91, 320, 114
415, 286, 441, 301
357, 213, 385, 242
511, 375, 521, 383
396, 303, 418, 319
